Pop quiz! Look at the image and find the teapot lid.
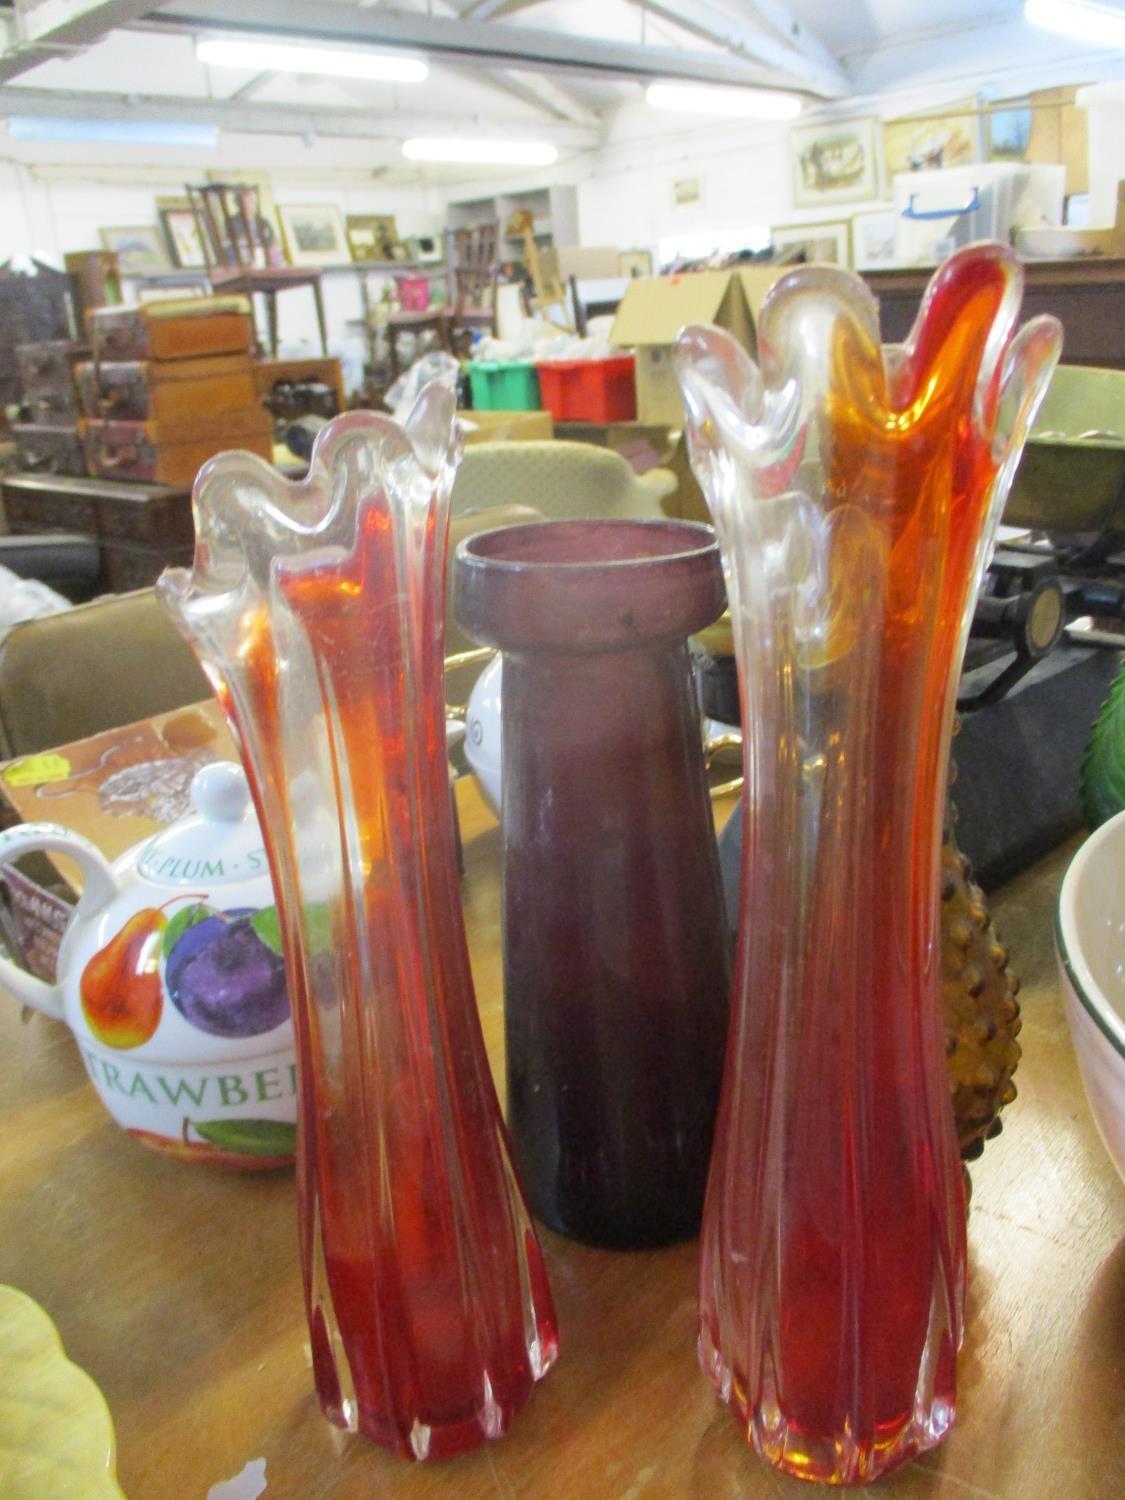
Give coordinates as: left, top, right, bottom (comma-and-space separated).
136, 762, 270, 888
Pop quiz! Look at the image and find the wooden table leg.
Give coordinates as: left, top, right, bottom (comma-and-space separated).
265, 290, 279, 359
312, 279, 329, 357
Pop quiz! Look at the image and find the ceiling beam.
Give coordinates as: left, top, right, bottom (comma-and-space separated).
0, 0, 164, 82
470, 67, 573, 121
0, 84, 603, 148
729, 1, 845, 82
228, 69, 279, 101
429, 0, 598, 126
150, 0, 805, 90
493, 69, 600, 124
628, 1, 848, 97
462, 1, 547, 19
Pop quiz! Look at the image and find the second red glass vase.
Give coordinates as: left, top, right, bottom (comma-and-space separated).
675, 246, 1061, 1483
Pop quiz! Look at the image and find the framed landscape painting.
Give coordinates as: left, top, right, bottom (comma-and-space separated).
99, 225, 169, 275
882, 102, 981, 187
850, 207, 899, 270
790, 118, 878, 208
770, 221, 851, 267
278, 204, 351, 267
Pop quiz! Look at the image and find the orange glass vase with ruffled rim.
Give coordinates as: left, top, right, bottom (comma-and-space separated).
675, 245, 1061, 1484
158, 390, 557, 1460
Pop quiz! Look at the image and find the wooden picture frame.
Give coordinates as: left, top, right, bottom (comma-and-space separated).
346, 214, 400, 263
770, 220, 851, 267
157, 200, 207, 269
98, 225, 169, 276
850, 207, 899, 270
882, 102, 982, 189
277, 204, 352, 268
789, 117, 878, 208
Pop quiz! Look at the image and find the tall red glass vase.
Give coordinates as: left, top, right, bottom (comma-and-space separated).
674, 246, 1060, 1484
158, 389, 557, 1460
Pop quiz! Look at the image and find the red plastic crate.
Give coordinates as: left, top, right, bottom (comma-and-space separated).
535, 354, 636, 423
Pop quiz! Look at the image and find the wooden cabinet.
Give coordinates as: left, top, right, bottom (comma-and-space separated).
863, 257, 1125, 369
1, 473, 193, 592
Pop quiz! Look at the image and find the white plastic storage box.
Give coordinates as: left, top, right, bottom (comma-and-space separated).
892, 163, 1065, 265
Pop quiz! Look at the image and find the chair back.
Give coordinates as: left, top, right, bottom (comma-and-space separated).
0, 590, 210, 758
451, 441, 677, 523
187, 183, 282, 271
447, 223, 501, 317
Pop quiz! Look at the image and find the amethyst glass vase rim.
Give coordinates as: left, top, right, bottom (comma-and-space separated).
454, 517, 719, 574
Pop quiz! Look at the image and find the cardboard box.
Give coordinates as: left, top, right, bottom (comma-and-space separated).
609, 268, 785, 425
459, 408, 554, 444
554, 245, 622, 280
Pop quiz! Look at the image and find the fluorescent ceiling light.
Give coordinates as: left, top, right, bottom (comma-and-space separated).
8, 117, 218, 147
196, 36, 428, 82
1024, 0, 1125, 46
402, 138, 559, 165
646, 82, 802, 120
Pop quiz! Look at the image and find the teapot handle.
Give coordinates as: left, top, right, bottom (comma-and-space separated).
0, 823, 119, 1021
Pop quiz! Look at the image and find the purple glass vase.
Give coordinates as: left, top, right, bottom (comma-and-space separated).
454, 518, 732, 1248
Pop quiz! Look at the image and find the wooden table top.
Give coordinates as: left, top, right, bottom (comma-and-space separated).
0, 744, 1122, 1498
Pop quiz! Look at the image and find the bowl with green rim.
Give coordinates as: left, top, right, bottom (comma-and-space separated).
1056, 807, 1125, 1184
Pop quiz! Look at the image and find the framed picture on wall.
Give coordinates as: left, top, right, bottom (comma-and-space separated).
277, 204, 352, 267
98, 225, 169, 275
619, 249, 654, 278
850, 206, 899, 270
770, 221, 851, 267
157, 200, 207, 269
346, 214, 400, 262
789, 117, 878, 208
882, 101, 981, 187
987, 100, 1033, 162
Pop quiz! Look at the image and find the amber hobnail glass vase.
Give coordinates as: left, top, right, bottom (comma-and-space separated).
158, 390, 557, 1460
674, 245, 1061, 1483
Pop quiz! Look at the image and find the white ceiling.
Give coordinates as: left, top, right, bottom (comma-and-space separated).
0, 0, 1121, 183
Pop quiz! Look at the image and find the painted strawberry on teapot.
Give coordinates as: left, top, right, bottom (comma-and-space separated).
0, 762, 297, 1167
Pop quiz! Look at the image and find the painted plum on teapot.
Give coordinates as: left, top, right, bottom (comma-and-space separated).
80, 899, 289, 1050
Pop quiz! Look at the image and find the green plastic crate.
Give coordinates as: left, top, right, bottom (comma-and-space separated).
467, 361, 541, 412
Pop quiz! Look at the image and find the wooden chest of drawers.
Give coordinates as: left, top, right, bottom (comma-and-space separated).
81, 405, 273, 486
87, 301, 253, 363
75, 354, 256, 422
9, 423, 87, 478
1, 473, 194, 592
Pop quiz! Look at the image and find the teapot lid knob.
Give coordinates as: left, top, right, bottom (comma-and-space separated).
190, 762, 250, 824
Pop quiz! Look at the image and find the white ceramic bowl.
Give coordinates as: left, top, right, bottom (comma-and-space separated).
1056, 808, 1125, 1184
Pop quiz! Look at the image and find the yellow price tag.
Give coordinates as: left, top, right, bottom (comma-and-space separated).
2, 754, 72, 787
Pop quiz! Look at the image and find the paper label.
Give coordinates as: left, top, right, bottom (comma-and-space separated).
3, 754, 72, 787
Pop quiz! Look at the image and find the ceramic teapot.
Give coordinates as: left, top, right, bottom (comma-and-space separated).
0, 762, 296, 1168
